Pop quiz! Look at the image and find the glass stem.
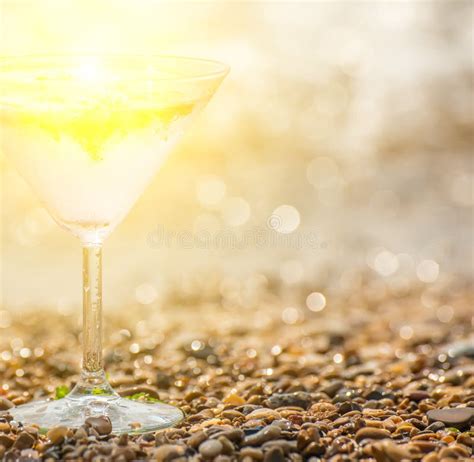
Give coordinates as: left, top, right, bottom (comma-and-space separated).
82, 243, 103, 374
69, 242, 116, 399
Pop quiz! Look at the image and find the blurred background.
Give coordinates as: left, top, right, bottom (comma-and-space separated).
0, 1, 472, 322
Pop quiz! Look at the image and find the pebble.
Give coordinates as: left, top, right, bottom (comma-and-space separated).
240, 447, 264, 460
263, 446, 285, 462
369, 440, 412, 462
245, 409, 281, 422
73, 426, 88, 441
244, 426, 281, 446
0, 398, 14, 411
425, 421, 445, 432
13, 431, 35, 450
320, 381, 344, 398
265, 392, 312, 410
223, 393, 246, 406
426, 407, 474, 429
217, 436, 234, 455
0, 434, 14, 449
84, 416, 113, 435
355, 427, 391, 443
211, 428, 244, 443
0, 422, 10, 432
154, 444, 185, 462
47, 426, 68, 445
188, 430, 208, 448
199, 439, 224, 459
406, 390, 431, 402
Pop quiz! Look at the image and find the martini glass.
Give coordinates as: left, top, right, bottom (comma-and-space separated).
0, 55, 228, 433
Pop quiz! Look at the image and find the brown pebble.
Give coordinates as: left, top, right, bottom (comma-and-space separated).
244, 425, 281, 446
0, 422, 10, 432
47, 426, 68, 445
154, 444, 184, 462
199, 439, 223, 459
85, 416, 112, 435
245, 409, 281, 422
406, 390, 431, 402
218, 436, 235, 455
263, 446, 285, 462
355, 427, 391, 443
426, 407, 474, 429
13, 431, 35, 450
0, 398, 14, 411
370, 440, 412, 462
73, 426, 88, 441
240, 447, 264, 460
223, 393, 246, 406
222, 410, 244, 420
188, 430, 207, 448
118, 433, 128, 446
184, 390, 204, 402
410, 441, 440, 454
438, 445, 471, 459
457, 432, 473, 447
0, 434, 14, 449
211, 429, 244, 443
0, 397, 15, 411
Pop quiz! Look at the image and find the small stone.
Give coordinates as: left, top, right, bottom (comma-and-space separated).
245, 408, 281, 422
263, 447, 285, 462
85, 416, 113, 435
188, 431, 208, 448
240, 447, 264, 460
47, 426, 68, 445
339, 401, 362, 414
302, 442, 325, 457
118, 433, 128, 446
439, 445, 471, 459
217, 436, 234, 455
199, 439, 223, 459
0, 398, 14, 411
266, 392, 312, 410
211, 429, 244, 443
73, 426, 88, 440
355, 427, 391, 443
457, 432, 473, 447
426, 407, 474, 429
184, 390, 204, 402
156, 372, 172, 389
364, 389, 385, 401
155, 444, 184, 462
0, 422, 10, 432
13, 431, 35, 450
0, 435, 14, 449
244, 425, 281, 446
370, 440, 412, 462
262, 440, 298, 454
406, 390, 431, 402
410, 441, 440, 454
113, 446, 136, 460
320, 381, 344, 398
223, 393, 246, 406
425, 421, 445, 432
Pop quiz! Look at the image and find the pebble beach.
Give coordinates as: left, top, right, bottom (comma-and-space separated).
0, 279, 473, 461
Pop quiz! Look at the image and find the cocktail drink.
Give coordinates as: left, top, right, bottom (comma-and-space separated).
0, 55, 228, 432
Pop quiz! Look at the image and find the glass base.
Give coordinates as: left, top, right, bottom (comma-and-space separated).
9, 396, 184, 433
9, 395, 184, 434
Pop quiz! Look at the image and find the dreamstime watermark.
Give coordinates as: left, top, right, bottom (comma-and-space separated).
147, 222, 328, 252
